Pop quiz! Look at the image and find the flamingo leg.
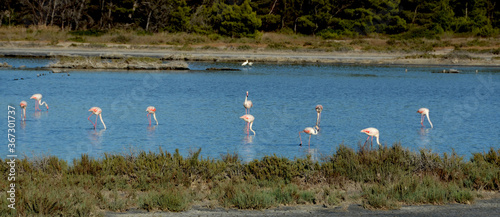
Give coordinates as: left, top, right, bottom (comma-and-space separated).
299, 132, 303, 146
95, 115, 98, 129
371, 136, 374, 149
421, 115, 424, 126
363, 136, 370, 148
147, 113, 151, 126
88, 114, 96, 128
308, 134, 311, 147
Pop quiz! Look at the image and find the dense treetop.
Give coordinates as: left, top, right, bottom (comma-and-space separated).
0, 0, 498, 38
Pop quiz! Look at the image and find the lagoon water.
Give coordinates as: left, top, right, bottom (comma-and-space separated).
1, 57, 499, 163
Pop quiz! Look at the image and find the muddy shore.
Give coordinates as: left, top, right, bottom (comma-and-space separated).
0, 42, 499, 67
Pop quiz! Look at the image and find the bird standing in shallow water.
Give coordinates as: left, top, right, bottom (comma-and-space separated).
240, 114, 255, 135
417, 108, 433, 128
244, 91, 253, 114
315, 105, 323, 130
299, 126, 318, 147
30, 94, 49, 111
20, 101, 27, 121
361, 127, 380, 148
88, 107, 106, 129
146, 106, 158, 125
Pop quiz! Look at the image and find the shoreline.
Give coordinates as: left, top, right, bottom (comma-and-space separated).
106, 196, 500, 217
1, 42, 499, 67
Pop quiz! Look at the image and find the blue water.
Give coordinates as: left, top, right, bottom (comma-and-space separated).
1, 57, 499, 163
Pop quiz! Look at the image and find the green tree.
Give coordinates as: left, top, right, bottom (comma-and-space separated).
210, 0, 261, 37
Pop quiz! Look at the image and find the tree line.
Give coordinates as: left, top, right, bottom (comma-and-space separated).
1, 0, 498, 38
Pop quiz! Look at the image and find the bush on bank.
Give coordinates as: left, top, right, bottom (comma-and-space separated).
0, 144, 499, 216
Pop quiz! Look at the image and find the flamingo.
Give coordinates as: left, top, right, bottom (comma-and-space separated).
20, 101, 27, 121
299, 126, 319, 147
88, 107, 106, 129
240, 114, 255, 135
242, 60, 249, 66
360, 127, 380, 148
248, 61, 253, 67
30, 94, 49, 111
417, 108, 433, 128
244, 91, 253, 114
146, 106, 158, 125
315, 105, 323, 130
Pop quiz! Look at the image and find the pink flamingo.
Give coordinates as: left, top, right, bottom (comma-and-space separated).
30, 94, 49, 111
299, 126, 319, 147
360, 127, 380, 148
240, 114, 255, 135
88, 107, 106, 129
146, 106, 158, 125
20, 101, 27, 120
244, 91, 253, 114
417, 108, 433, 128
315, 105, 323, 130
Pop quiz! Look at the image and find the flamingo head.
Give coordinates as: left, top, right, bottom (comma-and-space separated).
246, 91, 249, 97
89, 107, 102, 114
315, 105, 323, 113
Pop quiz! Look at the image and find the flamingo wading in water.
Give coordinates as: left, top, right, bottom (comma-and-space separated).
360, 127, 380, 148
146, 106, 158, 125
240, 114, 255, 135
88, 107, 106, 129
30, 94, 49, 111
244, 91, 253, 114
417, 108, 433, 128
20, 101, 27, 120
315, 105, 323, 130
299, 126, 319, 147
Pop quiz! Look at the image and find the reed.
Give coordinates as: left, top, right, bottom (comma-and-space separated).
1, 144, 499, 215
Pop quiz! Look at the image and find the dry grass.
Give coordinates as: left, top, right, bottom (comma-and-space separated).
1, 26, 498, 53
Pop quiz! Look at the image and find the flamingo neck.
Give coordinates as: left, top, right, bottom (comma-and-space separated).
316, 113, 321, 127
38, 100, 48, 109
249, 122, 255, 135
426, 114, 433, 128
99, 114, 107, 129
153, 113, 158, 125
376, 135, 380, 145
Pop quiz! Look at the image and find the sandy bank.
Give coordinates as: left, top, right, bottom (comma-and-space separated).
0, 42, 499, 67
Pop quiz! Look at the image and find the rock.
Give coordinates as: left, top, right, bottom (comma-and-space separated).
432, 69, 460, 73
0, 62, 13, 68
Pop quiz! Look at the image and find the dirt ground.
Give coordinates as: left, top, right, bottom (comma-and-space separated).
106, 195, 500, 217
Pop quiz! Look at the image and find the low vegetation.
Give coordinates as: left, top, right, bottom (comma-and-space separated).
0, 26, 499, 55
1, 144, 499, 216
